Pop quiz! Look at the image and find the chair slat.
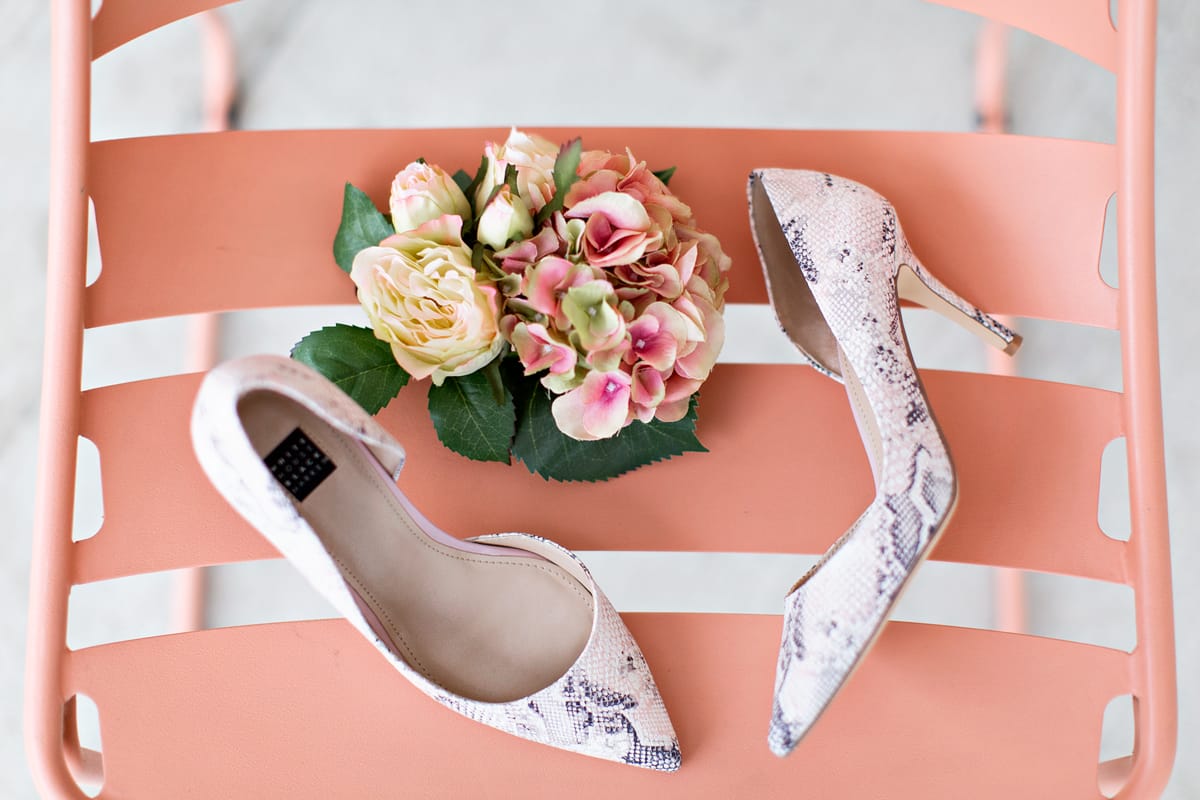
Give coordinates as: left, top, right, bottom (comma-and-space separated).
75, 373, 276, 586
927, 0, 1116, 71
74, 365, 1124, 585
92, 0, 1118, 71
86, 129, 1116, 329
91, 0, 236, 60
69, 617, 1128, 799
90, 1, 1117, 73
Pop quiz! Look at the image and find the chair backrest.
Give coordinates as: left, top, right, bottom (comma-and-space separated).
28, 0, 1175, 797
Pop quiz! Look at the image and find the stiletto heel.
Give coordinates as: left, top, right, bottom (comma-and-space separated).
894, 248, 1022, 356
190, 354, 680, 771
746, 169, 1020, 757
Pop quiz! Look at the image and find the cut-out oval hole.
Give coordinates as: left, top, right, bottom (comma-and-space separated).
73, 436, 104, 542
1109, 0, 1119, 30
1099, 437, 1131, 541
86, 197, 102, 287
1099, 193, 1118, 289
63, 693, 105, 797
1098, 694, 1135, 798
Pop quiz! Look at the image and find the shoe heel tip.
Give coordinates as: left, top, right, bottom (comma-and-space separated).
1002, 333, 1024, 357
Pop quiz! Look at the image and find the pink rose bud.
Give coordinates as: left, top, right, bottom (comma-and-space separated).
476, 185, 534, 250
389, 161, 472, 234
474, 128, 560, 212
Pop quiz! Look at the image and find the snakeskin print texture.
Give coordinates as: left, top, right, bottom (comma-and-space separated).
191, 355, 680, 771
747, 169, 1017, 757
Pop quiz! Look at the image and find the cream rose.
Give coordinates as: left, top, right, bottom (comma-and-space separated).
351, 216, 503, 384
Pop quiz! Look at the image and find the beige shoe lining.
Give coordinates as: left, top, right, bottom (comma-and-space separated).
750, 178, 842, 376
239, 391, 593, 703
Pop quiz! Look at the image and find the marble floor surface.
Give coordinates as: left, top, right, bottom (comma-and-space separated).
1, 1, 1197, 797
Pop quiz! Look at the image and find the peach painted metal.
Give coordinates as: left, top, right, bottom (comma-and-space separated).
85, 129, 1120, 328
928, 0, 1118, 71
90, 0, 239, 60
1113, 1, 1177, 795
28, 1, 1175, 798
171, 10, 237, 636
972, 20, 1027, 634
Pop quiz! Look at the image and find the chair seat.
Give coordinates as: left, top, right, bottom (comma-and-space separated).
30, 2, 1174, 797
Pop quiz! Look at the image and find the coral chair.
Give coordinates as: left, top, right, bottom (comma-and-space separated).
28, 0, 1175, 797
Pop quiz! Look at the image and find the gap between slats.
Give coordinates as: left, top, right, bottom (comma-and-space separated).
66, 556, 1137, 653
79, 305, 1126, 393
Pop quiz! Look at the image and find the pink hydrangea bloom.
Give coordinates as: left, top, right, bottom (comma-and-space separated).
551, 370, 633, 441
509, 321, 577, 376
566, 192, 663, 268
486, 134, 732, 440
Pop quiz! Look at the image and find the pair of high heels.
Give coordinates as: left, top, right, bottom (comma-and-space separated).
189, 169, 1019, 771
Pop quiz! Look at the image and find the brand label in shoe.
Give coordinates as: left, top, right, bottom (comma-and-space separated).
264, 427, 336, 501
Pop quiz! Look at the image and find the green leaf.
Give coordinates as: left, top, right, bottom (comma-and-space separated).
333, 183, 395, 273
463, 154, 490, 213
291, 324, 409, 414
652, 166, 676, 185
535, 138, 583, 225
428, 368, 516, 463
553, 138, 583, 194
452, 169, 472, 194
482, 351, 508, 405
470, 241, 506, 282
471, 240, 488, 272
510, 370, 706, 482
503, 163, 520, 194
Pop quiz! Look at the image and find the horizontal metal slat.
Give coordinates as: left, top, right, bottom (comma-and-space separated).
928, 0, 1116, 71
68, 617, 1129, 798
74, 365, 1125, 584
91, 0, 236, 59
87, 129, 1117, 328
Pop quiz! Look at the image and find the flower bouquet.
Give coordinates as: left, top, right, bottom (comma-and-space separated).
293, 128, 731, 482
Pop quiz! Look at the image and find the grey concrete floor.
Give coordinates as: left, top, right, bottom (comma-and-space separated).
2, 1, 1198, 797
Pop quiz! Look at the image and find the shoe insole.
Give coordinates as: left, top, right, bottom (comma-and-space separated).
238, 391, 594, 703
750, 177, 842, 375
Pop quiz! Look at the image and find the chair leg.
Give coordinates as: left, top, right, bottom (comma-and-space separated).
974, 20, 1009, 134
200, 10, 238, 133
